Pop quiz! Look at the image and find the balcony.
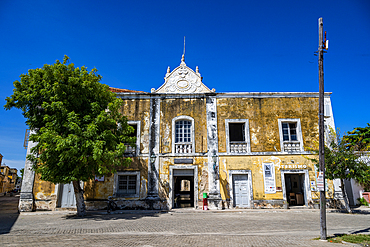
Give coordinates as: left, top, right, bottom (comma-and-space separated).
175, 144, 193, 154
283, 142, 301, 152
124, 144, 137, 155
229, 142, 248, 153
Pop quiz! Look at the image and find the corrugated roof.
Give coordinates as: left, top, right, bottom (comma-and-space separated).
109, 87, 148, 93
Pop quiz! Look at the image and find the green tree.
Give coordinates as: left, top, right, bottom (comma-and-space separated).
344, 123, 370, 151
307, 131, 368, 213
4, 56, 134, 216
343, 124, 370, 191
20, 168, 24, 179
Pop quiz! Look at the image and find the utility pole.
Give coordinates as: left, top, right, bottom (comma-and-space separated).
318, 17, 327, 240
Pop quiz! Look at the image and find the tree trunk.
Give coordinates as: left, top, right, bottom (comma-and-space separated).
340, 178, 352, 213
72, 180, 86, 217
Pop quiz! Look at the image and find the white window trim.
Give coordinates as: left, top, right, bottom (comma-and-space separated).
228, 170, 253, 208
127, 121, 141, 156
278, 118, 304, 153
113, 171, 140, 198
225, 119, 251, 154
172, 116, 195, 155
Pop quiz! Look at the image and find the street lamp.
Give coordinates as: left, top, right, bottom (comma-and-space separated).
212, 151, 218, 178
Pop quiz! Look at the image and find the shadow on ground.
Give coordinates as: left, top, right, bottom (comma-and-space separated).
351, 227, 370, 234
63, 210, 168, 221
0, 194, 20, 234
330, 208, 370, 214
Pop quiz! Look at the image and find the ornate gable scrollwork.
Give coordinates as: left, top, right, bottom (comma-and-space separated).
153, 55, 213, 94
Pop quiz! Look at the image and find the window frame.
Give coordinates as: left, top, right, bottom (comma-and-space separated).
113, 171, 140, 198
172, 116, 195, 154
126, 121, 141, 156
278, 118, 304, 153
175, 120, 192, 144
225, 119, 251, 154
282, 122, 298, 142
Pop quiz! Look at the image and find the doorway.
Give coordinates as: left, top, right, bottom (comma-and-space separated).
169, 166, 198, 209
229, 170, 253, 208
173, 175, 194, 208
284, 174, 305, 206
57, 183, 76, 208
232, 174, 250, 207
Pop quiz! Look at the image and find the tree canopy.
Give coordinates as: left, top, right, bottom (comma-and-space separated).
4, 56, 134, 215
343, 123, 370, 151
307, 130, 369, 212
343, 124, 370, 191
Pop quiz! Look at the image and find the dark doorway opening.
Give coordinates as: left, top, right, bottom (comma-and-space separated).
173, 176, 194, 208
285, 174, 305, 206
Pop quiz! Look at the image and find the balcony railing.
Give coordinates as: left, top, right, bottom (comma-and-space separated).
283, 142, 301, 152
124, 144, 137, 155
175, 144, 193, 154
230, 142, 248, 153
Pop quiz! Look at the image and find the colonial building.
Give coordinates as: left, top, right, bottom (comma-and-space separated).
19, 55, 339, 211
0, 164, 18, 194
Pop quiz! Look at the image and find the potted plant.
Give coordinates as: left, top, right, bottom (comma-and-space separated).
283, 201, 289, 209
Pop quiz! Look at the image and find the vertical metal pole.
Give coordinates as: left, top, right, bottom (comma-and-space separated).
318, 17, 327, 240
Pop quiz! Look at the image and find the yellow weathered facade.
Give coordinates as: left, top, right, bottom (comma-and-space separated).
0, 165, 17, 194
24, 55, 339, 211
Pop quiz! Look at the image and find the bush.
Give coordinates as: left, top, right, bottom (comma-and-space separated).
357, 197, 369, 206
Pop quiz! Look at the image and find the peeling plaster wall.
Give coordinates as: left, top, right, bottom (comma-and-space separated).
219, 155, 335, 206
120, 99, 151, 154
217, 97, 319, 153
84, 157, 149, 200
33, 174, 57, 210
160, 98, 207, 153
84, 175, 114, 200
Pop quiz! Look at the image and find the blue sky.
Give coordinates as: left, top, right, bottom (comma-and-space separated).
1, 0, 369, 174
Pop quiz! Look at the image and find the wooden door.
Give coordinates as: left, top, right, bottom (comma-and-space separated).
233, 174, 249, 207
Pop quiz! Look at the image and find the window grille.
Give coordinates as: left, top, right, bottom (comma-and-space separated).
118, 175, 137, 195
175, 120, 192, 143
280, 121, 302, 152
175, 120, 193, 153
282, 122, 297, 141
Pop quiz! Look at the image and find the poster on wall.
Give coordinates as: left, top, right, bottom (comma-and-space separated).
316, 171, 324, 191
263, 162, 276, 194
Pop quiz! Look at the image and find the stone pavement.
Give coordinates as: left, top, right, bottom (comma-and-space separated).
1, 195, 369, 246
1, 210, 370, 246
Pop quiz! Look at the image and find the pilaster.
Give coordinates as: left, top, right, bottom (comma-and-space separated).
19, 130, 36, 212
206, 95, 221, 209
146, 96, 161, 206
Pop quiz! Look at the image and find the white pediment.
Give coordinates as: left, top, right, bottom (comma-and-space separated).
153, 55, 213, 94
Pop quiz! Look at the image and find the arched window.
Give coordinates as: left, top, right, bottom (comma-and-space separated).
172, 116, 194, 154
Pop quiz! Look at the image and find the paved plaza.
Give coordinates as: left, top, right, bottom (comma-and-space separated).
1, 195, 369, 246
